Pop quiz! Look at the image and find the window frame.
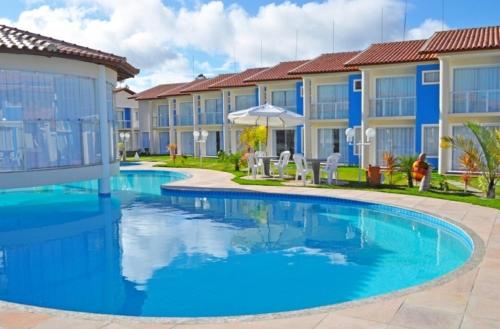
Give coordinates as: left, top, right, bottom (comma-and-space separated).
421, 124, 439, 158
353, 79, 362, 92
422, 70, 440, 85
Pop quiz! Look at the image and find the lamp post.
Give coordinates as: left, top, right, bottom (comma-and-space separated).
193, 129, 208, 167
119, 131, 131, 162
346, 127, 376, 182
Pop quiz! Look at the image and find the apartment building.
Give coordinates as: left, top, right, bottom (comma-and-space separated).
244, 60, 308, 155
209, 67, 265, 153
289, 52, 361, 164
0, 24, 138, 192
420, 26, 500, 173
346, 40, 441, 169
132, 25, 499, 173
114, 87, 140, 151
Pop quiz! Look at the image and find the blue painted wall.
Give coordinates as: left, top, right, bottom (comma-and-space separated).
348, 74, 362, 165
124, 108, 131, 128
295, 81, 304, 154
415, 63, 440, 168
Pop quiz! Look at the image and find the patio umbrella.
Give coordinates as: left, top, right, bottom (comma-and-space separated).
227, 103, 305, 150
228, 103, 304, 127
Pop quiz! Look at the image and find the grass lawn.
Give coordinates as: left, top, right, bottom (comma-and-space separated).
127, 155, 500, 209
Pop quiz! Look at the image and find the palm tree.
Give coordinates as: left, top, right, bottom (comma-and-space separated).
441, 122, 499, 199
398, 155, 418, 188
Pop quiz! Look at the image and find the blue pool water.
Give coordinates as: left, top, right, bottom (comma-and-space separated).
0, 170, 472, 317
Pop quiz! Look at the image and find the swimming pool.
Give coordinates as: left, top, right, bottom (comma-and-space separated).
0, 170, 472, 317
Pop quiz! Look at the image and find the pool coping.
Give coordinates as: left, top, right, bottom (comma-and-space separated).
0, 164, 497, 329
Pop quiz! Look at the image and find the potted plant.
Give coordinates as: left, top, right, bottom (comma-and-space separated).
168, 144, 177, 164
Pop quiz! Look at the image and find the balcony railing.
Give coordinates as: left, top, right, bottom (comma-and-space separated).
199, 112, 223, 125
369, 96, 416, 117
153, 116, 169, 128
310, 102, 348, 119
174, 114, 194, 126
272, 105, 297, 113
117, 120, 131, 129
450, 89, 500, 114
0, 119, 104, 173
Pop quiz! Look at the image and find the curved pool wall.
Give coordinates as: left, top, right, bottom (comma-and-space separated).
161, 187, 474, 252
0, 170, 473, 318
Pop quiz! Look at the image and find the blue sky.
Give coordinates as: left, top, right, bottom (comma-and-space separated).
1, 0, 499, 90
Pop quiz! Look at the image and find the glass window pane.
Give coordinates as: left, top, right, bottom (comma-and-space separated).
375, 127, 415, 164
423, 126, 439, 157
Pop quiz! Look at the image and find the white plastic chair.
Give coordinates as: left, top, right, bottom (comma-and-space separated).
321, 153, 341, 184
255, 150, 266, 176
246, 153, 259, 179
270, 150, 291, 178
293, 153, 311, 186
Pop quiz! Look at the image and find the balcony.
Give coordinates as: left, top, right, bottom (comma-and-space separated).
0, 119, 103, 173
271, 104, 297, 113
174, 114, 194, 126
369, 97, 416, 117
199, 112, 223, 125
153, 116, 169, 128
450, 90, 500, 114
117, 120, 131, 129
310, 102, 348, 120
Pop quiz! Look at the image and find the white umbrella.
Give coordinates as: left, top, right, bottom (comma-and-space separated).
228, 103, 304, 152
227, 103, 304, 127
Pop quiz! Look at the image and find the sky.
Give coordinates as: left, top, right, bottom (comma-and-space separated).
1, 0, 499, 91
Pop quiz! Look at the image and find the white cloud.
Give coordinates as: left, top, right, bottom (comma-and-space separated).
407, 18, 448, 40
2, 0, 445, 91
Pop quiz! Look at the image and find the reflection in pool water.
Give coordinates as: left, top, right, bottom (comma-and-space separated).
0, 171, 471, 317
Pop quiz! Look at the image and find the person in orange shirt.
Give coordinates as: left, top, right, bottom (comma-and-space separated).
412, 153, 431, 191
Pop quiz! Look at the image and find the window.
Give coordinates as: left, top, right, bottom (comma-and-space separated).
315, 84, 349, 119
375, 127, 415, 164
271, 90, 296, 112
422, 125, 439, 157
451, 124, 500, 170
452, 66, 500, 113
317, 128, 348, 160
235, 95, 256, 112
300, 86, 304, 97
422, 70, 439, 85
353, 79, 362, 92
157, 105, 168, 127
353, 126, 361, 156
0, 69, 103, 171
374, 76, 416, 116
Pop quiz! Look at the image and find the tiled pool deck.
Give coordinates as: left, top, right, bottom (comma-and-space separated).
1, 163, 499, 329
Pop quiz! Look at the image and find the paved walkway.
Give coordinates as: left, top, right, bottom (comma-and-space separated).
0, 163, 499, 329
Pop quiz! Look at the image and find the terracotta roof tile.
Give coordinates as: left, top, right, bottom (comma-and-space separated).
289, 52, 360, 74
114, 87, 136, 95
0, 24, 139, 80
420, 25, 500, 54
180, 73, 235, 93
132, 83, 185, 100
244, 60, 309, 82
209, 68, 268, 88
158, 78, 208, 97
346, 40, 437, 66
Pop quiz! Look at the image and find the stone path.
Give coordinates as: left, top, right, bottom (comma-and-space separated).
0, 163, 498, 329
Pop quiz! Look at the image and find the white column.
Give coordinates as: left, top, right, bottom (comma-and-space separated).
97, 65, 111, 196
222, 90, 230, 152
303, 78, 312, 158
360, 69, 370, 169
193, 95, 199, 156
438, 57, 450, 174
168, 98, 175, 151
258, 85, 266, 105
